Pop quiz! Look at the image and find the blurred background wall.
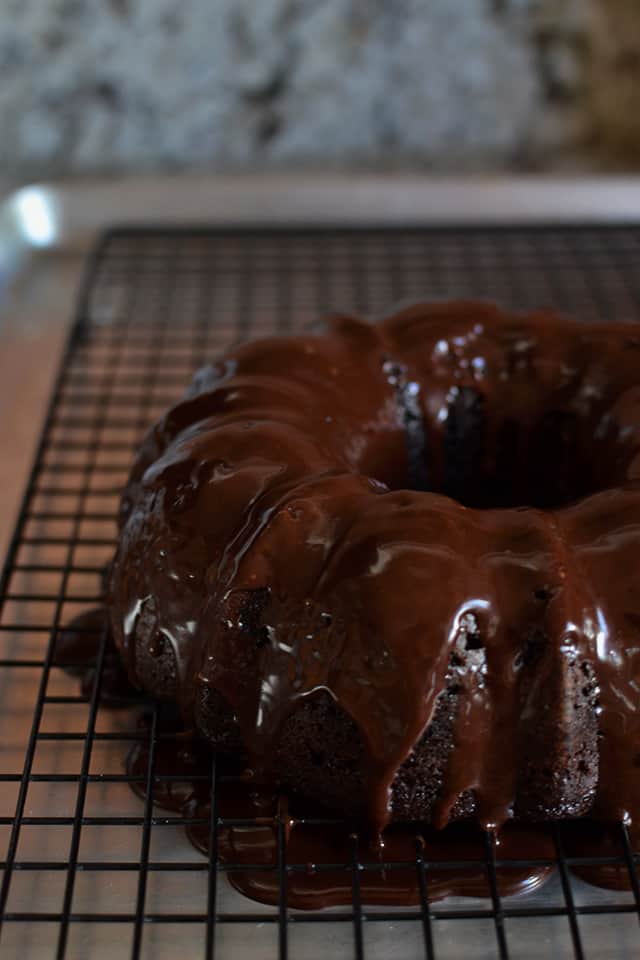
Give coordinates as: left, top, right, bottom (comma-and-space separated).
0, 0, 639, 183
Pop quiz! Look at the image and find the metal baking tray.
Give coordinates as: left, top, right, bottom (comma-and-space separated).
3, 173, 640, 560
2, 176, 640, 960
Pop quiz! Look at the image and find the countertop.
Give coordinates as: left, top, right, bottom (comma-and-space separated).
0, 250, 83, 561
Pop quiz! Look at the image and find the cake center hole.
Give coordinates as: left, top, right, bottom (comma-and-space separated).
396, 385, 618, 510
382, 363, 625, 509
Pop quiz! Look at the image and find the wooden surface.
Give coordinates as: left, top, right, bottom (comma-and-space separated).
0, 251, 81, 562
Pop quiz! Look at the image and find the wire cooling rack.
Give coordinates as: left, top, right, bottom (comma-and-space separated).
1, 225, 640, 960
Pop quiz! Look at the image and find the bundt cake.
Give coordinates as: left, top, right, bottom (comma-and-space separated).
109, 301, 640, 833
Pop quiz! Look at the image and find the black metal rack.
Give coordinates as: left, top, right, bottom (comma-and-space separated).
1, 225, 640, 960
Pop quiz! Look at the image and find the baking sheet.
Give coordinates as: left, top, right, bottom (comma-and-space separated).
2, 177, 640, 960
4, 173, 640, 563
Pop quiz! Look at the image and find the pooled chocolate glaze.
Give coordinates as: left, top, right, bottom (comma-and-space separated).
108, 301, 640, 836
54, 607, 134, 703
56, 619, 640, 909
126, 725, 556, 907
125, 723, 637, 909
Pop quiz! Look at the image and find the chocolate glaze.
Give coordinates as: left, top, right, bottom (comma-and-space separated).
54, 607, 134, 702
125, 726, 637, 909
108, 302, 640, 834
56, 618, 640, 908
194, 801, 556, 909
127, 726, 557, 908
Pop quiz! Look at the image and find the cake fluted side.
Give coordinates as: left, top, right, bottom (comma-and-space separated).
109, 303, 640, 830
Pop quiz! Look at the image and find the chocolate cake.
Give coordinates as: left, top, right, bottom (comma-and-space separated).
109, 301, 640, 833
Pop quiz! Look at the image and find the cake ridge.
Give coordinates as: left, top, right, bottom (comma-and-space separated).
110, 302, 640, 832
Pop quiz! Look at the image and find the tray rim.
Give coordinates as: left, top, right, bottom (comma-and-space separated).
3, 173, 640, 248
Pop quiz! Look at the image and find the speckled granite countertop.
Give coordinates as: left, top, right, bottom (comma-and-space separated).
0, 0, 639, 182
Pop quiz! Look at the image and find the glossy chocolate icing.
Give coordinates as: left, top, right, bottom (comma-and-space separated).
59, 610, 639, 908
125, 715, 636, 909
54, 606, 133, 703
109, 301, 640, 835
128, 728, 557, 908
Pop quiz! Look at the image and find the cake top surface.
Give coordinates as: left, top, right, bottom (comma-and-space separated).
111, 302, 640, 830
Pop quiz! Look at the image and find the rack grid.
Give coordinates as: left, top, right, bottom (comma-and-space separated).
1, 225, 640, 959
